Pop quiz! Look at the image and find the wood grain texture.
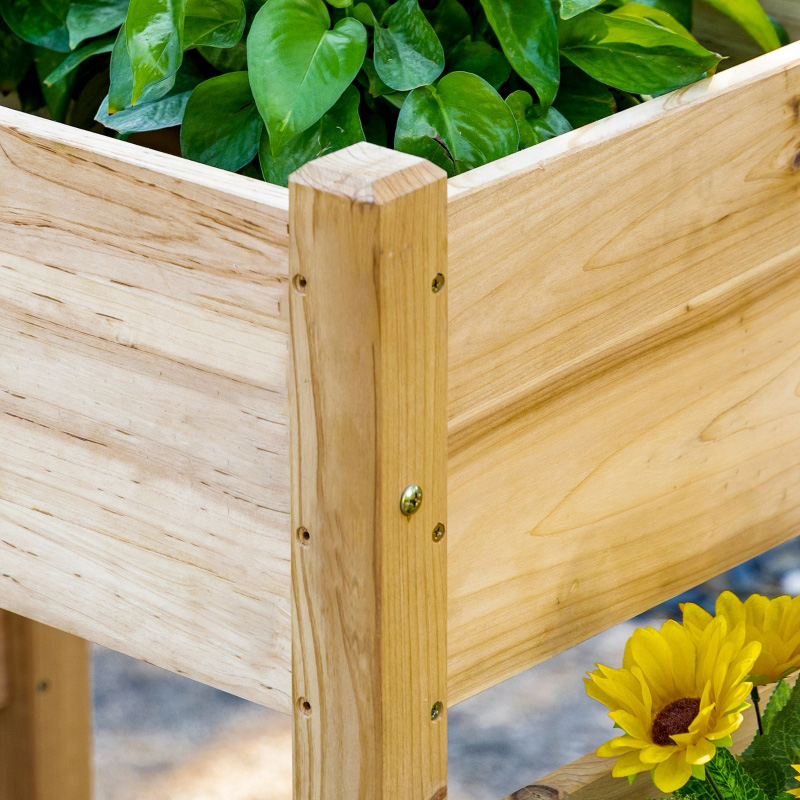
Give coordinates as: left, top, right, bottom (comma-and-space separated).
0, 611, 92, 800
0, 106, 293, 711
290, 143, 448, 800
518, 677, 788, 800
446, 44, 800, 706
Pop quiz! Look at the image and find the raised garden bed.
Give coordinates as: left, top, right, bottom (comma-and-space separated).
1, 2, 800, 797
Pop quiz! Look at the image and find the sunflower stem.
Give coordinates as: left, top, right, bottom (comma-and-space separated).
707, 768, 726, 800
751, 685, 764, 736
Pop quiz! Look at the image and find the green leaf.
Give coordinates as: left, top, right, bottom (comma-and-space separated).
259, 84, 365, 186
0, 15, 32, 92
247, 0, 367, 156
743, 679, 800, 786
560, 0, 604, 20
108, 21, 176, 113
559, 10, 721, 95
371, 0, 445, 91
97, 62, 201, 131
615, 0, 692, 29
677, 750, 770, 800
763, 681, 793, 734
424, 0, 471, 49
198, 42, 247, 71
697, 0, 781, 52
447, 39, 511, 89
125, 0, 186, 106
358, 57, 397, 98
0, 0, 70, 51
66, 0, 128, 49
478, 0, 559, 109
34, 46, 76, 121
184, 0, 245, 49
770, 15, 790, 47
180, 72, 263, 171
395, 70, 519, 176
43, 34, 115, 86
554, 65, 616, 127
740, 758, 789, 799
506, 89, 571, 148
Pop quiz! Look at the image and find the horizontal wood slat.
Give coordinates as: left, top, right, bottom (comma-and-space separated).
509, 676, 789, 800
0, 107, 293, 712
446, 44, 800, 706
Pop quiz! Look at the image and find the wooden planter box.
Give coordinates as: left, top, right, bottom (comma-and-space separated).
1, 6, 800, 799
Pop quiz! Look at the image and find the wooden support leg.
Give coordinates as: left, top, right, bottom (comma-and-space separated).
289, 143, 449, 800
0, 610, 92, 799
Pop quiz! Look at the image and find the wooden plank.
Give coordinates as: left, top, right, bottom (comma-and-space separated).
445, 44, 800, 706
694, 0, 800, 68
0, 612, 7, 710
510, 678, 784, 800
0, 106, 293, 712
0, 611, 92, 800
290, 143, 448, 799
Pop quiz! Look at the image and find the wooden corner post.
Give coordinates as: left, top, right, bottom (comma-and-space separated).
289, 142, 448, 800
0, 611, 92, 800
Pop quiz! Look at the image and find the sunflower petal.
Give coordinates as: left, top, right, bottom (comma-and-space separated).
653, 753, 693, 793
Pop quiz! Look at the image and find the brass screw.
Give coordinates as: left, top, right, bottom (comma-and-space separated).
430, 701, 444, 721
400, 485, 423, 516
432, 523, 445, 542
431, 273, 445, 293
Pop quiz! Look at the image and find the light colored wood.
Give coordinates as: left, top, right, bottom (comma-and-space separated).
0, 105, 293, 712
290, 143, 448, 800
0, 611, 92, 800
514, 677, 789, 800
445, 43, 800, 706
694, 0, 800, 68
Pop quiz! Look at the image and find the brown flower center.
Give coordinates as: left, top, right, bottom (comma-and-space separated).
651, 697, 701, 746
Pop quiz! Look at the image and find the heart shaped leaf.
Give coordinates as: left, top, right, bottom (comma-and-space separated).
247, 0, 367, 156
395, 70, 518, 176
181, 71, 263, 171
559, 9, 721, 95
259, 84, 365, 186
372, 0, 445, 91
478, 0, 559, 109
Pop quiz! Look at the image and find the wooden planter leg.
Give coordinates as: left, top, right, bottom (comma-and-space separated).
0, 610, 92, 799
289, 143, 448, 800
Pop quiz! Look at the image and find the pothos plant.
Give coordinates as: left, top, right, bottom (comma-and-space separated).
0, 0, 791, 186
587, 592, 800, 800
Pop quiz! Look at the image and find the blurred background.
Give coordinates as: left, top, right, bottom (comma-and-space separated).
92, 537, 800, 800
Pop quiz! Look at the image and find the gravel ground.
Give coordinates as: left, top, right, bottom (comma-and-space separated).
93, 539, 800, 800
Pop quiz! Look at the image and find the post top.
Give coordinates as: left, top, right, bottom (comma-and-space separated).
290, 142, 446, 205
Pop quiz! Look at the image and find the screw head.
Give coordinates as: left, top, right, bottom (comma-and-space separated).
400, 485, 423, 516
432, 523, 445, 542
431, 273, 445, 293
431, 701, 444, 721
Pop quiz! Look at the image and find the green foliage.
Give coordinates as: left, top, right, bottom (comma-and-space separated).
763, 681, 793, 734
676, 750, 770, 800
742, 679, 800, 792
740, 758, 789, 799
0, 0, 789, 185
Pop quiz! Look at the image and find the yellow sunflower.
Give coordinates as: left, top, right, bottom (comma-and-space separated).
586, 617, 760, 793
682, 592, 800, 685
789, 765, 800, 798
